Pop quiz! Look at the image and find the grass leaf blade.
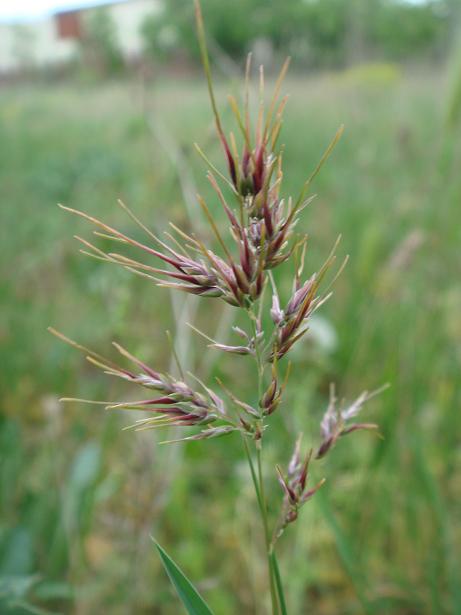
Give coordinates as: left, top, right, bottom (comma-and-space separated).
153, 539, 214, 615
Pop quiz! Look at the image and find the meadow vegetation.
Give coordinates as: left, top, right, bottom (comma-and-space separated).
0, 68, 460, 613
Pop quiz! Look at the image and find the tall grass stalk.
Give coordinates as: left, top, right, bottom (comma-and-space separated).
49, 2, 386, 612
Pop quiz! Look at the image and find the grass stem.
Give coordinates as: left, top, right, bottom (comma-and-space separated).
242, 436, 280, 615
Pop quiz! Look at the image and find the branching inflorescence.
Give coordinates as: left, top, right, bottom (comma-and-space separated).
50, 3, 386, 613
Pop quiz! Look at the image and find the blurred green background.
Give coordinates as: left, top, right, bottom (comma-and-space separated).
1, 0, 461, 613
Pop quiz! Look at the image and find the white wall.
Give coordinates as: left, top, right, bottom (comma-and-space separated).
107, 0, 161, 59
0, 20, 77, 72
0, 0, 161, 73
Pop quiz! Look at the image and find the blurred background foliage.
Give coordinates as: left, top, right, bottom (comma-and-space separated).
1, 0, 461, 613
141, 0, 452, 67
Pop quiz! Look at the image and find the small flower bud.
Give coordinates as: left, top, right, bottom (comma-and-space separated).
274, 437, 324, 540
316, 384, 384, 459
270, 293, 284, 325
210, 343, 253, 355
261, 379, 277, 409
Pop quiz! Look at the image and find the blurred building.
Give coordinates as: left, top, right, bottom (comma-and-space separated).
0, 0, 160, 75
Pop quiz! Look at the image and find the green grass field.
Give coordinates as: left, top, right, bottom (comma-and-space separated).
1, 70, 460, 614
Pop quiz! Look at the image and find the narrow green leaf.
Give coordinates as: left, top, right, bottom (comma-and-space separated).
270, 551, 288, 615
153, 539, 214, 615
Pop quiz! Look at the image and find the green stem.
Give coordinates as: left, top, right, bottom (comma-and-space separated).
256, 446, 271, 549
257, 444, 281, 614
270, 551, 288, 615
242, 307, 284, 614
248, 310, 264, 396
242, 437, 280, 615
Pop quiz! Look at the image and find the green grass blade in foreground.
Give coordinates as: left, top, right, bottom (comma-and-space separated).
153, 539, 215, 615
271, 551, 288, 615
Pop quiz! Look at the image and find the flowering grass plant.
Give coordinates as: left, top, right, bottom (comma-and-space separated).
50, 3, 385, 612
